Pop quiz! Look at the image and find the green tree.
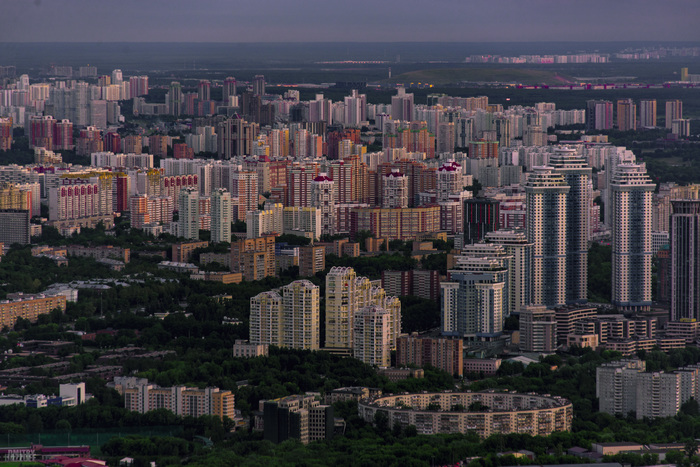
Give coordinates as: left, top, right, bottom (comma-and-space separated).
55, 419, 72, 431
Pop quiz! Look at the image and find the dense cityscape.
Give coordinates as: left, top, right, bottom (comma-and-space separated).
0, 36, 700, 466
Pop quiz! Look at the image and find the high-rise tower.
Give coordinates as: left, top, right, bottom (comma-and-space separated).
665, 100, 683, 129
610, 164, 654, 312
211, 188, 232, 244
223, 77, 237, 104
253, 75, 266, 96
525, 167, 570, 308
586, 100, 613, 131
168, 82, 183, 117
485, 229, 533, 313
382, 169, 408, 209
639, 99, 657, 128
391, 87, 414, 121
549, 147, 591, 304
616, 99, 637, 131
178, 187, 200, 240
464, 198, 500, 244
670, 200, 700, 321
325, 267, 372, 351
198, 80, 211, 102
311, 173, 336, 236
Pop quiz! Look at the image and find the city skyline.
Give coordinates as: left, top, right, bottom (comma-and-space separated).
1, 0, 700, 43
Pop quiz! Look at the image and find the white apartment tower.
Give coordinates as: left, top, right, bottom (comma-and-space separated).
281, 280, 320, 350
325, 267, 372, 350
382, 169, 408, 209
441, 255, 508, 338
665, 100, 683, 129
549, 147, 591, 305
311, 173, 336, 236
610, 164, 654, 312
249, 280, 320, 350
353, 305, 392, 367
178, 187, 200, 240
391, 87, 414, 122
325, 267, 400, 352
210, 188, 232, 244
249, 291, 283, 348
604, 148, 636, 227
596, 360, 646, 416
437, 161, 463, 202
525, 167, 570, 308
343, 90, 365, 127
636, 372, 682, 419
485, 229, 533, 313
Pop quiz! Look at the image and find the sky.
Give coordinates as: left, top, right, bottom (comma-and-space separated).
1, 0, 699, 43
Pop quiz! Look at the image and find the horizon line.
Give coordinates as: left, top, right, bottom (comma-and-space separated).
4, 40, 700, 45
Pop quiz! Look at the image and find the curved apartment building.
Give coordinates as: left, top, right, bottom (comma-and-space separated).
358, 391, 572, 438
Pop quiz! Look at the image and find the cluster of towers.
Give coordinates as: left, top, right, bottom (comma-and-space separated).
443, 146, 657, 340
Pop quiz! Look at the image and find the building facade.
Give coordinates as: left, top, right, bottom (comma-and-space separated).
525, 167, 569, 307
549, 147, 591, 305
610, 164, 654, 312
670, 200, 700, 321
358, 392, 572, 438
250, 280, 320, 350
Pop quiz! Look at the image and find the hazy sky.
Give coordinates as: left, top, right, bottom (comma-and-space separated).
1, 0, 699, 43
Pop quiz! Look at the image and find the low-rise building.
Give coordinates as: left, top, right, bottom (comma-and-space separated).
114, 376, 234, 421
260, 394, 334, 445
463, 358, 502, 376
377, 367, 424, 382
324, 387, 382, 405
190, 271, 242, 284
232, 339, 269, 358
172, 241, 208, 263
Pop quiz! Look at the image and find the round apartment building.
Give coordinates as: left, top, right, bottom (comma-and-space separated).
358, 391, 573, 438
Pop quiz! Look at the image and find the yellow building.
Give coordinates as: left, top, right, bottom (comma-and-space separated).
0, 183, 32, 215
0, 294, 67, 328
351, 206, 440, 241
250, 280, 320, 350
231, 235, 276, 281
325, 267, 401, 354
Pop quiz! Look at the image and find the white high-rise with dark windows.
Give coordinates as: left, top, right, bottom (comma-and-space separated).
211, 188, 231, 244
610, 164, 654, 312
549, 147, 591, 305
311, 173, 336, 236
179, 187, 200, 240
525, 167, 569, 308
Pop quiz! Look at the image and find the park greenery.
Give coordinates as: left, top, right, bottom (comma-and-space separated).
0, 202, 685, 466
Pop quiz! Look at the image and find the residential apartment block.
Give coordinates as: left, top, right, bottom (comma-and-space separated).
396, 333, 463, 377
596, 359, 700, 419
230, 235, 276, 281
250, 280, 320, 350
260, 394, 333, 445
114, 376, 234, 421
